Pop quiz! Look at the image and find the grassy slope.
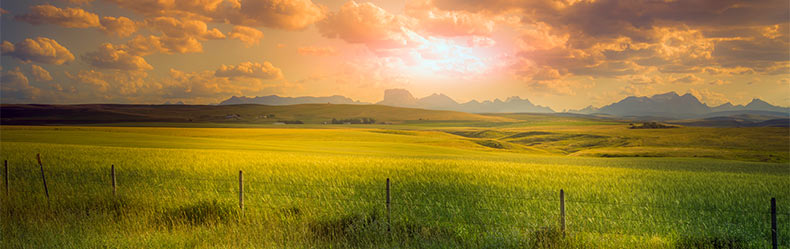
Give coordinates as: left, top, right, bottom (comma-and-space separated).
0, 104, 514, 124
1, 126, 788, 248
435, 125, 790, 163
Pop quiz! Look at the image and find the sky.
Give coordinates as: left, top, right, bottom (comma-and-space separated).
0, 0, 788, 110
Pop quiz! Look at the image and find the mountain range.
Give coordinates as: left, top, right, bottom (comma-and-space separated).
570, 92, 789, 119
375, 89, 554, 113
219, 89, 788, 120
220, 89, 554, 113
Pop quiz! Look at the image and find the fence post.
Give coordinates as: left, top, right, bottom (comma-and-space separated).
111, 165, 116, 196
239, 170, 244, 211
4, 160, 8, 196
36, 154, 49, 204
560, 189, 565, 234
771, 198, 779, 249
386, 178, 391, 232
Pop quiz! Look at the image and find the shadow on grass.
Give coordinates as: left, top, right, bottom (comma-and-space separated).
308, 209, 576, 248
158, 200, 238, 227
309, 211, 385, 243
531, 226, 569, 249
675, 235, 745, 249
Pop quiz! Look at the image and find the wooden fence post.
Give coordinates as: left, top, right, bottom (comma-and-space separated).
239, 170, 244, 211
772, 197, 777, 249
111, 165, 117, 196
36, 154, 49, 204
386, 178, 391, 232
560, 189, 565, 234
4, 160, 8, 196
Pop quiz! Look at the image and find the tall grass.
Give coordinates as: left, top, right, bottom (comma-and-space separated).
0, 126, 787, 248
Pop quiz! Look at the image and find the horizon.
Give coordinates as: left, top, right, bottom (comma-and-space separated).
1, 0, 789, 111
219, 88, 790, 109
2, 88, 789, 111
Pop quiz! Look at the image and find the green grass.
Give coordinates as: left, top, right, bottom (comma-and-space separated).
1, 125, 788, 248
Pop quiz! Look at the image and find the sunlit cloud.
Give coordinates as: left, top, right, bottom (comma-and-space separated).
0, 0, 786, 108
1, 37, 75, 65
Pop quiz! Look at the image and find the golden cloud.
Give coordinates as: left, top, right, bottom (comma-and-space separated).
15, 4, 100, 28
82, 43, 153, 71
99, 16, 139, 37
1, 67, 41, 102
31, 64, 53, 81
1, 37, 75, 65
318, 1, 418, 49
215, 61, 284, 80
228, 26, 264, 47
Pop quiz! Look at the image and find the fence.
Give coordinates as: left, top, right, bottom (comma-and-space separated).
2, 158, 787, 248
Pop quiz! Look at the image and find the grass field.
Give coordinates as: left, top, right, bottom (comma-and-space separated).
1, 124, 789, 248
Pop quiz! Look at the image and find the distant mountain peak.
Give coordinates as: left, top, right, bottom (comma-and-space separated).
747, 98, 770, 106
375, 89, 553, 113
598, 92, 788, 118
654, 91, 679, 97
378, 88, 418, 107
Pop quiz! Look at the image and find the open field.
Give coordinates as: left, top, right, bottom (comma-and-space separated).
1, 124, 788, 248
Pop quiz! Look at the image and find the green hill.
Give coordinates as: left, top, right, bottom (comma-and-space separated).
0, 104, 514, 125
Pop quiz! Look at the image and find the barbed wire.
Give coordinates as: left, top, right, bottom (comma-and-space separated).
565, 198, 772, 216
3, 168, 788, 222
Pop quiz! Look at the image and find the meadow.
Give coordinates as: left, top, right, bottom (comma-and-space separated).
1, 123, 788, 248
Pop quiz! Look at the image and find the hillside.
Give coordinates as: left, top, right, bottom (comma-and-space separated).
0, 104, 514, 125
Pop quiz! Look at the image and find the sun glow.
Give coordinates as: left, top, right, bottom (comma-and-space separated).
386, 36, 491, 79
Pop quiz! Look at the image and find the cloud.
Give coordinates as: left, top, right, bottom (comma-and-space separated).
297, 46, 337, 56
687, 88, 730, 106
82, 43, 153, 71
102, 0, 225, 19
164, 68, 293, 102
66, 70, 110, 92
62, 0, 95, 4
215, 61, 283, 79
15, 4, 100, 28
99, 16, 139, 37
147, 16, 225, 40
124, 35, 203, 55
405, 0, 494, 37
318, 1, 419, 49
120, 17, 225, 56
670, 74, 702, 84
421, 0, 789, 84
1, 37, 75, 65
228, 26, 264, 47
219, 0, 327, 30
30, 65, 53, 81
103, 0, 325, 30
525, 79, 588, 96
467, 36, 496, 47
1, 67, 40, 102
14, 5, 140, 38
708, 79, 729, 86
65, 70, 153, 99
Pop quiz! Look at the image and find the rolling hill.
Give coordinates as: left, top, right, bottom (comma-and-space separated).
0, 103, 515, 125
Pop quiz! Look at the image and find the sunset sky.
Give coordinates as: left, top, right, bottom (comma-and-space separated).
1, 0, 788, 110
